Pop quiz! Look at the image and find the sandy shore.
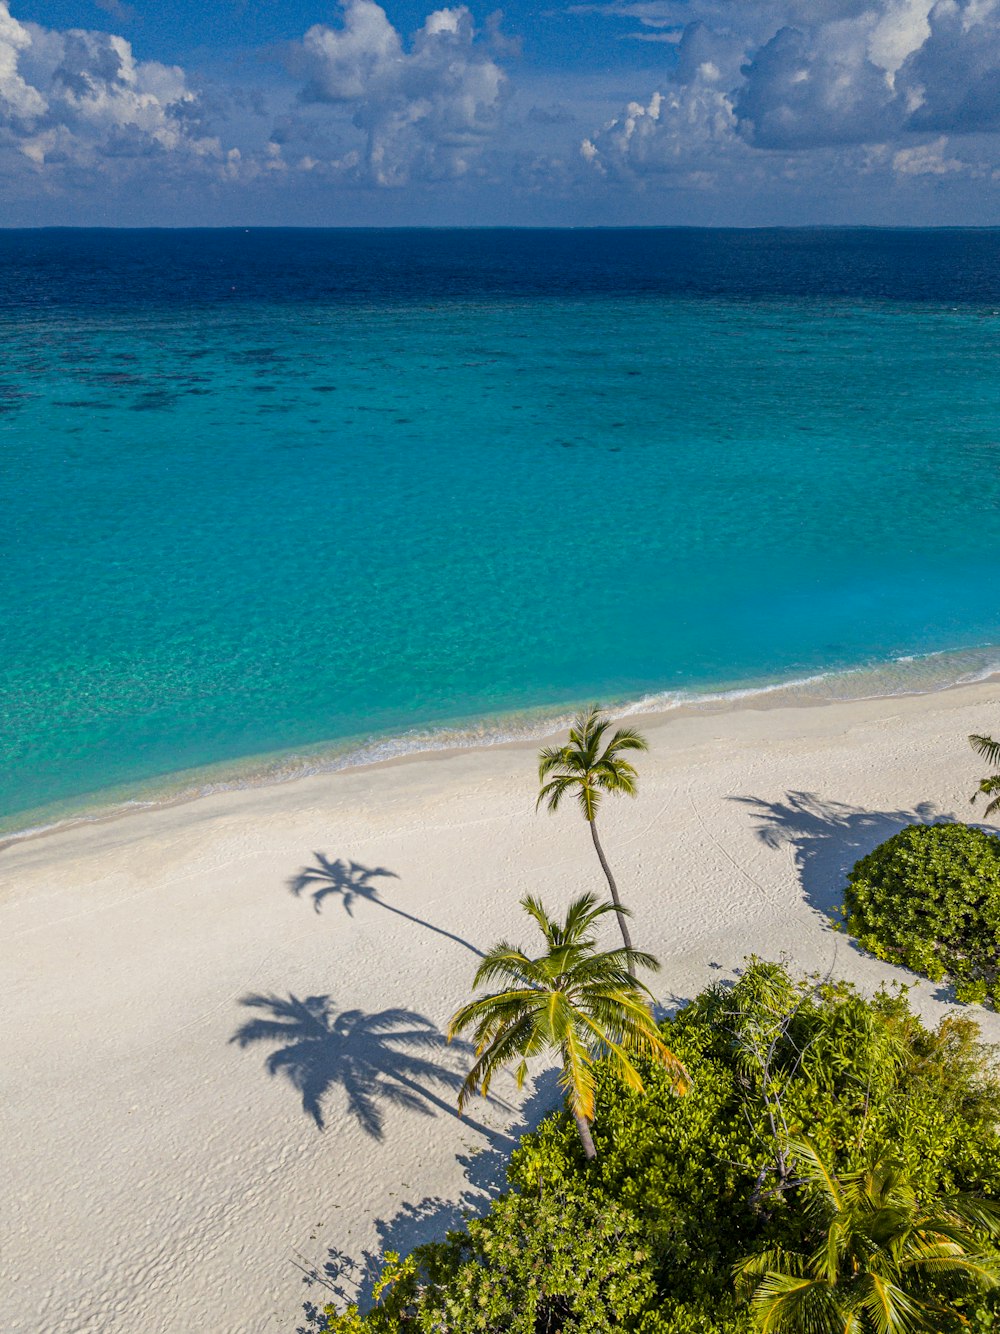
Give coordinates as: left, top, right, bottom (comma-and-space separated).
4, 681, 1000, 1332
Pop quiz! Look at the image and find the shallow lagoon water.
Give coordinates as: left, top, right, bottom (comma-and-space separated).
3, 229, 1000, 831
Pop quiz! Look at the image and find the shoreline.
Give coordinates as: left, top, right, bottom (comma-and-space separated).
5, 680, 1000, 1332
4, 645, 1000, 851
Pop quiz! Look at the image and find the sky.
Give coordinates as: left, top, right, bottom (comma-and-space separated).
1, 0, 999, 225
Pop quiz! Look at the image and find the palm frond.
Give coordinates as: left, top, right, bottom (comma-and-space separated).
448, 985, 540, 1039
942, 1192, 1000, 1237
566, 778, 593, 821
559, 1017, 597, 1120
788, 1138, 846, 1213
536, 773, 578, 812
971, 774, 1000, 816
907, 1250, 1000, 1287
557, 890, 616, 941
469, 946, 538, 991
970, 733, 1000, 767
593, 758, 639, 794
733, 1248, 808, 1299
849, 1272, 926, 1334
605, 726, 650, 755
749, 1272, 844, 1334
538, 744, 573, 779
520, 893, 558, 942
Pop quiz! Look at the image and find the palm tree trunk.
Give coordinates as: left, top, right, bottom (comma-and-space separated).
573, 1111, 597, 1160
588, 819, 633, 951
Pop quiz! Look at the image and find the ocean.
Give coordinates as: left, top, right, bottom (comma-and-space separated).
3, 228, 1000, 835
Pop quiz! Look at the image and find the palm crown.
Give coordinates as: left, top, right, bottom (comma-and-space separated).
735, 1139, 1000, 1332
537, 704, 650, 949
970, 733, 1000, 818
448, 892, 689, 1159
538, 704, 648, 822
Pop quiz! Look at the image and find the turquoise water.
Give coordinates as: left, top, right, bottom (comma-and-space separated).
4, 231, 1000, 831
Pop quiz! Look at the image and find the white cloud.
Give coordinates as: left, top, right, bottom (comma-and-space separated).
0, 2, 45, 120
893, 133, 966, 171
899, 0, 1000, 132
734, 25, 900, 149
585, 83, 738, 180
288, 0, 506, 186
0, 1, 226, 172
582, 0, 1000, 195
1, 0, 998, 219
580, 23, 743, 179
298, 0, 402, 103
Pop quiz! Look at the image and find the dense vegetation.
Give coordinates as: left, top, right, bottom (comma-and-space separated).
844, 822, 1000, 1005
314, 960, 1000, 1332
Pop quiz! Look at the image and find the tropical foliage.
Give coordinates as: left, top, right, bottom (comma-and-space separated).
735, 1140, 1000, 1332
537, 704, 649, 949
313, 961, 1000, 1333
970, 733, 1000, 818
844, 822, 1000, 1005
447, 892, 689, 1159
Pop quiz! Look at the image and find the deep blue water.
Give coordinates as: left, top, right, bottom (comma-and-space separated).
3, 229, 1000, 829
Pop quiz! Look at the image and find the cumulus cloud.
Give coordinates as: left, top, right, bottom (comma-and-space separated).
899, 0, 1000, 133
581, 0, 1000, 193
734, 26, 900, 149
0, 1, 230, 174
580, 23, 743, 179
892, 133, 966, 172
1, 0, 998, 220
287, 0, 506, 186
582, 83, 738, 182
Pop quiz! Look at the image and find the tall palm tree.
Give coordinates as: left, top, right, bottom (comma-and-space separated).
537, 705, 649, 950
970, 733, 1000, 818
448, 892, 689, 1160
735, 1139, 1000, 1332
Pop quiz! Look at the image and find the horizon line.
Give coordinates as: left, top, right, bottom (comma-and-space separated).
4, 222, 1000, 233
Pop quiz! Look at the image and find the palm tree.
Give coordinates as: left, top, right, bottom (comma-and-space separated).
735, 1139, 1000, 1332
970, 733, 1000, 818
448, 892, 689, 1160
537, 705, 649, 950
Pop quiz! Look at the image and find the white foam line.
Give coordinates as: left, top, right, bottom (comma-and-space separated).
4, 646, 1000, 848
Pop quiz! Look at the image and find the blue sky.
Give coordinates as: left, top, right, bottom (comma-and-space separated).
2, 0, 999, 225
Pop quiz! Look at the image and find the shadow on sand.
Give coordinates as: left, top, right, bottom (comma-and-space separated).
730, 791, 953, 921
293, 1068, 563, 1328
288, 854, 484, 958
231, 993, 504, 1144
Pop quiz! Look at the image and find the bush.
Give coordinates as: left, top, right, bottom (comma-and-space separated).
313, 962, 1000, 1333
844, 822, 1000, 1003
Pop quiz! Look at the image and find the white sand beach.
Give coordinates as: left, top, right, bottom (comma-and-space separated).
4, 681, 1000, 1333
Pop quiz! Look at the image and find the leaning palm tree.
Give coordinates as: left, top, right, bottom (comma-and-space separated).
538, 705, 649, 949
735, 1139, 1000, 1332
970, 733, 1000, 818
448, 892, 689, 1160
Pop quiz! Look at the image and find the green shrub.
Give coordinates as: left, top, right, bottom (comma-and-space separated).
315, 962, 1000, 1333
844, 822, 1000, 1003
321, 1194, 658, 1333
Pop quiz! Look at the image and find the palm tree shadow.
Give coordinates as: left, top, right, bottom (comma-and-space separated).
730, 791, 954, 922
288, 854, 484, 958
231, 993, 506, 1144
